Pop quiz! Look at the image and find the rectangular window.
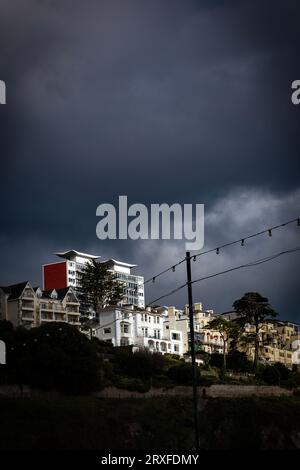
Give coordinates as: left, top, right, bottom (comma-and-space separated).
104, 328, 111, 334
142, 327, 148, 337
121, 323, 129, 334
154, 329, 160, 339
172, 332, 180, 341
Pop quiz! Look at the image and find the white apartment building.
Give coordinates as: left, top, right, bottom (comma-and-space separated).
96, 305, 187, 356
99, 259, 145, 308
290, 335, 300, 365
0, 281, 80, 329
156, 302, 224, 355
43, 250, 145, 309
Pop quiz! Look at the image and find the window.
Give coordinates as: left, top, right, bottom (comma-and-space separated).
172, 332, 180, 341
174, 345, 179, 352
120, 338, 129, 346
154, 329, 160, 339
121, 323, 129, 334
104, 328, 111, 334
148, 316, 151, 323
142, 327, 148, 337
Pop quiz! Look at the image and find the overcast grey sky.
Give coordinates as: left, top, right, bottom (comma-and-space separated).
0, 0, 299, 320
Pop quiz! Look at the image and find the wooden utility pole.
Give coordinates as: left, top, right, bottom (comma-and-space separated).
186, 251, 200, 450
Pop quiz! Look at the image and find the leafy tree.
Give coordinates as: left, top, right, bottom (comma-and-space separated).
206, 317, 240, 374
79, 260, 124, 316
233, 292, 277, 370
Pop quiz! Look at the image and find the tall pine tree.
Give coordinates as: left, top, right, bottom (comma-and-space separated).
79, 260, 124, 316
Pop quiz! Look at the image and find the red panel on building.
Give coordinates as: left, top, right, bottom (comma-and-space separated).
43, 262, 67, 291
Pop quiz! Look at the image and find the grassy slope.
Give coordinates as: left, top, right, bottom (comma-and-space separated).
0, 396, 299, 450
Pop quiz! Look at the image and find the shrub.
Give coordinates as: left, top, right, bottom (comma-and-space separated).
115, 377, 150, 393
167, 362, 200, 386
10, 323, 102, 394
114, 349, 167, 379
260, 365, 281, 385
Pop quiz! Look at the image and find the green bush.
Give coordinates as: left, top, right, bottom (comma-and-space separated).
9, 323, 102, 394
209, 351, 252, 372
114, 349, 167, 379
167, 362, 200, 386
199, 375, 219, 386
260, 365, 281, 385
151, 374, 174, 389
115, 377, 150, 393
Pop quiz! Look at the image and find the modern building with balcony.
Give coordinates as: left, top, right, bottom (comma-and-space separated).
42, 250, 145, 309
99, 259, 145, 308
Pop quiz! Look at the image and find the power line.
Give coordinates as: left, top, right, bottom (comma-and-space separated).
146, 245, 300, 306
191, 246, 300, 285
143, 216, 300, 286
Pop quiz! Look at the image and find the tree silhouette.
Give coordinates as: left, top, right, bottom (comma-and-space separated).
233, 292, 277, 370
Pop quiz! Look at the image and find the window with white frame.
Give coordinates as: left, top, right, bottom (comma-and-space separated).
142, 327, 148, 337
121, 323, 129, 334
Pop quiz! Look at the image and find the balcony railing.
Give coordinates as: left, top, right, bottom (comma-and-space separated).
40, 315, 54, 321
66, 307, 79, 313
21, 313, 34, 320
21, 304, 34, 310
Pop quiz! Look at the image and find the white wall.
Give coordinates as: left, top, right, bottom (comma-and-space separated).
0, 340, 6, 365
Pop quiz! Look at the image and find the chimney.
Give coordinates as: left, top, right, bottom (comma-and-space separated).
168, 306, 176, 329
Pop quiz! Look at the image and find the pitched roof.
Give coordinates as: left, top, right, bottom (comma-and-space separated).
0, 281, 29, 300
41, 289, 56, 299
55, 287, 72, 300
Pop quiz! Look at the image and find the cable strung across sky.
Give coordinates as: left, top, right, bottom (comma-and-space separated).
146, 245, 300, 306
144, 216, 300, 286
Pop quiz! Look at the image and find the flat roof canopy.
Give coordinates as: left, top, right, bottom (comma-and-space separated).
100, 258, 137, 268
55, 250, 100, 260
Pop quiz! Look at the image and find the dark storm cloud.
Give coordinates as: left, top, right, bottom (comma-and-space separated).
0, 1, 299, 318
